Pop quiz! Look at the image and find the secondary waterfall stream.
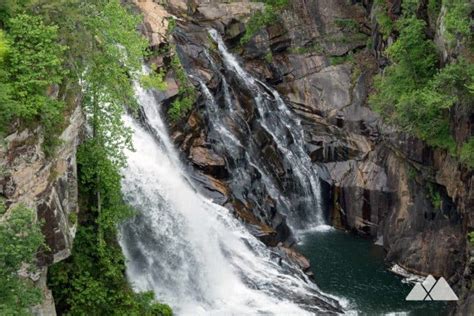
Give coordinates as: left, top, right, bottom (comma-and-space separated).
118, 82, 342, 314
115, 27, 443, 315
196, 29, 327, 231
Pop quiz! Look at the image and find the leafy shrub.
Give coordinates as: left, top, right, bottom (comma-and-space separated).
49, 138, 172, 315
34, 1, 172, 314
141, 64, 167, 91
370, 4, 474, 166
428, 0, 442, 17
427, 183, 442, 210
468, 231, 474, 245
0, 30, 7, 61
240, 0, 289, 45
373, 0, 394, 38
0, 14, 66, 155
335, 18, 359, 32
0, 204, 45, 315
461, 138, 474, 169
2, 14, 66, 121
168, 53, 196, 121
443, 0, 473, 45
329, 54, 354, 66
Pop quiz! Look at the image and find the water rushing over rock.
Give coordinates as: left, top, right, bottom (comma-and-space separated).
119, 83, 342, 314
191, 29, 326, 231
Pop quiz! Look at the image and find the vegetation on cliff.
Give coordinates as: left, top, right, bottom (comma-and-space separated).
168, 52, 196, 121
0, 204, 44, 315
0, 0, 171, 314
240, 0, 289, 44
370, 0, 474, 168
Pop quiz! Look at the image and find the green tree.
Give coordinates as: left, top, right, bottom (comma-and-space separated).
0, 30, 7, 60
45, 1, 171, 314
370, 17, 438, 121
0, 204, 45, 315
371, 5, 474, 166
443, 0, 473, 45
0, 13, 66, 152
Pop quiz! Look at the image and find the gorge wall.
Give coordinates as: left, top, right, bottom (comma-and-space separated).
0, 99, 83, 314
136, 0, 473, 313
2, 0, 471, 314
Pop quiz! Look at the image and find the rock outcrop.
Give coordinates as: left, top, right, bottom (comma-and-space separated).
0, 104, 83, 315
133, 0, 472, 313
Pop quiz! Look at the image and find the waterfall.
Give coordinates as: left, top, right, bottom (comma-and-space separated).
119, 83, 342, 314
194, 29, 327, 230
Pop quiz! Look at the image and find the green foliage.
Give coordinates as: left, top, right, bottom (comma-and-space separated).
48, 140, 172, 315
48, 222, 172, 316
168, 53, 196, 121
240, 9, 277, 45
407, 166, 418, 181
443, 0, 473, 45
0, 204, 45, 315
0, 13, 66, 147
329, 54, 354, 66
264, 51, 273, 63
373, 0, 394, 38
370, 16, 450, 150
240, 0, 289, 45
387, 17, 438, 82
0, 30, 7, 62
0, 0, 32, 23
334, 18, 359, 32
167, 17, 176, 34
289, 42, 324, 55
427, 184, 442, 210
370, 6, 474, 165
68, 212, 77, 225
21, 0, 172, 313
402, 0, 419, 14
468, 231, 474, 245
141, 64, 167, 91
461, 138, 474, 169
428, 0, 442, 17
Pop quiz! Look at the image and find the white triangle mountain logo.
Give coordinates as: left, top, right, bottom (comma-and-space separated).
406, 275, 458, 301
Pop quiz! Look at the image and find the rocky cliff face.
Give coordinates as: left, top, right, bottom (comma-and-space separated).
135, 0, 473, 312
0, 101, 83, 315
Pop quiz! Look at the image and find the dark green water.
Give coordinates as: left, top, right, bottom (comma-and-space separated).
297, 229, 450, 315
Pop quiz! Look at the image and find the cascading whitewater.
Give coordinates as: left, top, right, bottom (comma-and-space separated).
119, 83, 342, 315
196, 29, 327, 230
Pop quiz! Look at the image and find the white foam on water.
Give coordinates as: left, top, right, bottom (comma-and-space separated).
119, 84, 342, 315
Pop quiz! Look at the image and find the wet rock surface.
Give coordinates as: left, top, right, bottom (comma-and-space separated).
136, 0, 472, 313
